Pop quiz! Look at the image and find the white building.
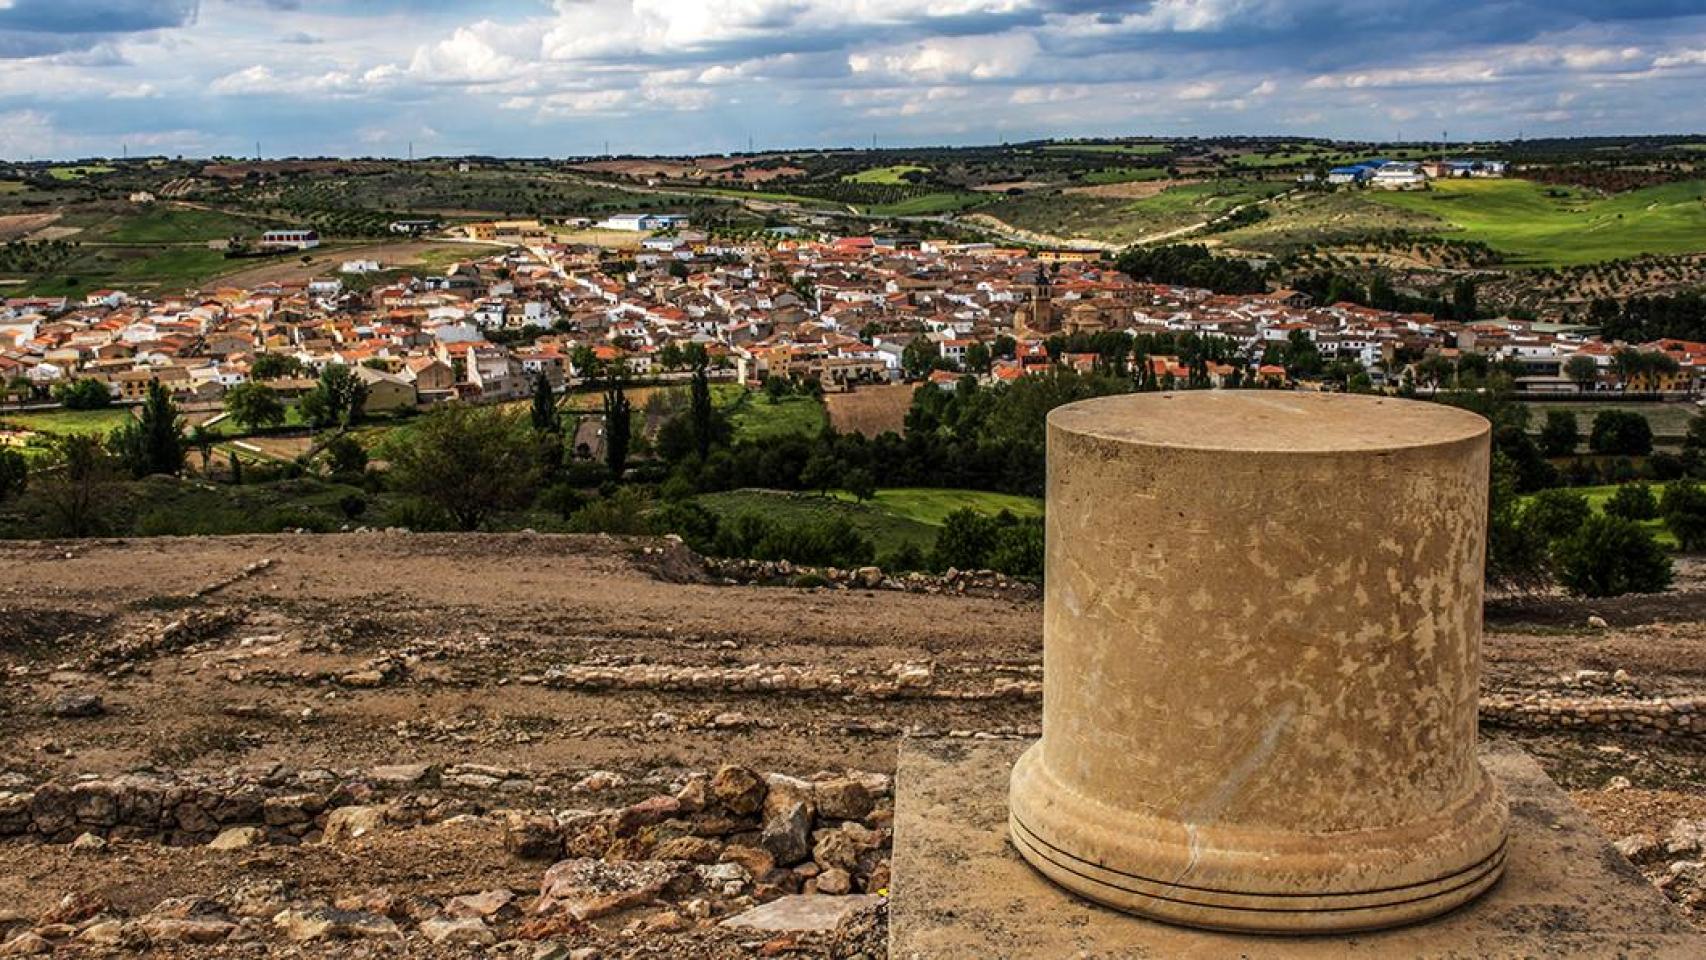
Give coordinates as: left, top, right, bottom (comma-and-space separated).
259, 229, 321, 251
1373, 163, 1428, 190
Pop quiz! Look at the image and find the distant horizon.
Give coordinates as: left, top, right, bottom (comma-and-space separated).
3, 3, 1706, 160
8, 131, 1706, 166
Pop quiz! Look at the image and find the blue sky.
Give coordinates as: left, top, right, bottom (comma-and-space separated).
2, 1, 1705, 159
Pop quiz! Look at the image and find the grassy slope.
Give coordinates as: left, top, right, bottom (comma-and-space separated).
724, 391, 829, 442
90, 207, 265, 244
697, 487, 1043, 556
1367, 179, 1706, 266
983, 180, 1287, 244
843, 165, 930, 184
829, 488, 1042, 525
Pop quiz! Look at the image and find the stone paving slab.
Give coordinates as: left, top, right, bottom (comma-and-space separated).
721, 894, 885, 933
890, 738, 1705, 959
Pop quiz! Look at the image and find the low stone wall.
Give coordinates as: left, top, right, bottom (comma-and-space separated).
1480, 695, 1706, 736
701, 558, 1039, 601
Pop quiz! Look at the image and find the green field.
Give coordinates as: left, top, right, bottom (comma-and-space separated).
844, 165, 930, 184
828, 488, 1042, 526
863, 191, 989, 216
1522, 484, 1677, 548
0, 407, 135, 436
91, 207, 268, 244
697, 487, 1043, 556
1368, 179, 1706, 266
723, 390, 829, 441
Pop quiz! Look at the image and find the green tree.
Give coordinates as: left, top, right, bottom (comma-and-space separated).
799, 450, 839, 496
300, 365, 368, 430
843, 468, 876, 503
38, 434, 116, 537
964, 341, 993, 375
1537, 410, 1579, 457
1661, 480, 1706, 551
323, 434, 369, 478
763, 375, 791, 403
250, 354, 304, 380
52, 378, 111, 410
658, 342, 684, 371
224, 382, 286, 432
1553, 514, 1673, 598
1589, 410, 1653, 457
1564, 355, 1599, 393
381, 405, 539, 531
530, 372, 560, 435
112, 380, 184, 478
1605, 483, 1659, 521
603, 365, 632, 480
932, 508, 998, 571
690, 353, 715, 461
186, 424, 216, 474
1486, 452, 1548, 589
1682, 415, 1706, 474
901, 338, 940, 380
1452, 277, 1478, 322
0, 448, 25, 502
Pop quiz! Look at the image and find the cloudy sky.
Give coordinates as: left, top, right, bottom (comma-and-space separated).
2, 1, 1705, 159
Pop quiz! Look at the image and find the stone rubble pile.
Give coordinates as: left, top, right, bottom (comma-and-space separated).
1616, 816, 1706, 918
0, 763, 891, 957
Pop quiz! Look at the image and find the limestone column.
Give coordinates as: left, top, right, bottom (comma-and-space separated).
1009, 392, 1509, 934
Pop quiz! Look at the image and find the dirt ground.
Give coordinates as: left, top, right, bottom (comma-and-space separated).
825, 385, 914, 438
1, 533, 1704, 955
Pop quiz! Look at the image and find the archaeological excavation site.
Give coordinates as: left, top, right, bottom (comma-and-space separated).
2, 397, 1706, 958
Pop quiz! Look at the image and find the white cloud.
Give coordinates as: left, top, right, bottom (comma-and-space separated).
849, 32, 1038, 81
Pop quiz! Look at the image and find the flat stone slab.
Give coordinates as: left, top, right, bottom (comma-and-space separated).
891, 739, 1705, 959
721, 894, 884, 933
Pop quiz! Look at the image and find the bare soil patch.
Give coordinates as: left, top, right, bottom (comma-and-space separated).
825, 384, 915, 437
1063, 178, 1197, 199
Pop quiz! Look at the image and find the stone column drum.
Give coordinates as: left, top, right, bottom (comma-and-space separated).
1009, 392, 1510, 934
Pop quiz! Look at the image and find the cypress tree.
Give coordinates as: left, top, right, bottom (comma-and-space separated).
690, 355, 713, 462
603, 365, 631, 480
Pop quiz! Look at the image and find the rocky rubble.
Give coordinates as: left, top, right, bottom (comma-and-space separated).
0, 762, 891, 957
1617, 816, 1706, 919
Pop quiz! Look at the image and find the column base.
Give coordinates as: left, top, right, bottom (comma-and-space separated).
1007, 742, 1511, 935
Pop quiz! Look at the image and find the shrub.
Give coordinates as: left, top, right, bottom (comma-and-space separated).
0, 448, 25, 502
1552, 515, 1673, 598
792, 573, 830, 589
1523, 489, 1591, 544
1661, 480, 1706, 552
53, 378, 112, 410
1604, 483, 1659, 521
566, 487, 655, 536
